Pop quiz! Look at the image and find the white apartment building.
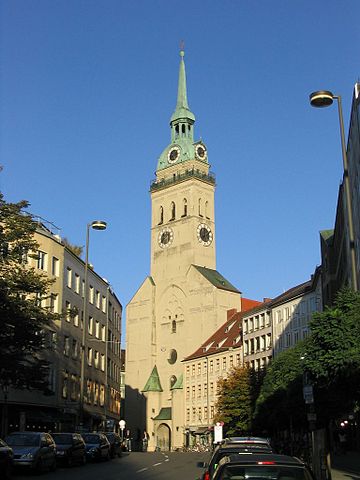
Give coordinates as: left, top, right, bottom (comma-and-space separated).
4, 221, 122, 433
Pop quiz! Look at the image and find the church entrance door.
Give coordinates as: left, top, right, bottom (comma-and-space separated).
156, 423, 171, 451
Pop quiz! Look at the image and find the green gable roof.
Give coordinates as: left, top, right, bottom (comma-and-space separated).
142, 365, 163, 392
170, 374, 183, 390
153, 407, 172, 421
193, 265, 241, 294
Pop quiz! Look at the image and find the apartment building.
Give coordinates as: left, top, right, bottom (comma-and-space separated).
4, 222, 122, 433
242, 302, 272, 370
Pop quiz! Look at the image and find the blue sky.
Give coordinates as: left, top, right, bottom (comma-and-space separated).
2, 1, 360, 340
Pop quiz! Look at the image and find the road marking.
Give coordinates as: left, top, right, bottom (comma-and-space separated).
165, 458, 170, 462
153, 462, 162, 466
136, 468, 148, 473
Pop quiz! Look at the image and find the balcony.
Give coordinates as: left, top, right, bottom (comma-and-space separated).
150, 169, 216, 192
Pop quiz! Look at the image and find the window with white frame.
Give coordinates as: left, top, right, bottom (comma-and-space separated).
88, 316, 93, 335
64, 336, 70, 356
96, 290, 100, 308
52, 257, 59, 276
65, 301, 71, 322
75, 274, 80, 294
66, 268, 72, 288
95, 320, 100, 339
102, 295, 106, 313
50, 293, 58, 313
89, 286, 94, 304
101, 325, 106, 341
87, 347, 93, 366
37, 251, 47, 270
100, 354, 105, 371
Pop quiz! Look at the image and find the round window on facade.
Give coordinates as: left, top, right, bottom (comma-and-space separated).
168, 349, 177, 365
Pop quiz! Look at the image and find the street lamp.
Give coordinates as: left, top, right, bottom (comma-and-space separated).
79, 220, 107, 428
309, 90, 358, 291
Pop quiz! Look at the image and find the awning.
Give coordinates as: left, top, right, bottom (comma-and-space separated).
192, 427, 209, 435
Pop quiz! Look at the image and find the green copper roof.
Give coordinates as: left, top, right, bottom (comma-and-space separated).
193, 265, 241, 293
320, 229, 334, 242
156, 49, 208, 172
153, 407, 172, 421
170, 50, 195, 124
142, 365, 163, 392
170, 374, 183, 390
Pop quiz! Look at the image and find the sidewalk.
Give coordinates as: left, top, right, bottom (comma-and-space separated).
331, 451, 360, 480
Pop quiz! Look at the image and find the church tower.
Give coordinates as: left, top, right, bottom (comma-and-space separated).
150, 48, 216, 280
126, 49, 241, 451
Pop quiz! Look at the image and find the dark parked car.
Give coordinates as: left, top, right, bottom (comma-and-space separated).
199, 437, 273, 480
5, 432, 57, 472
212, 453, 315, 480
0, 438, 13, 479
52, 433, 86, 466
82, 433, 111, 461
103, 432, 122, 458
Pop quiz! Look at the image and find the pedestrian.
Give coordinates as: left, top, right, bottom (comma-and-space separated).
142, 431, 149, 452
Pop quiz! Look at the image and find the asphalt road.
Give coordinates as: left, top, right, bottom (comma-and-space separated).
12, 451, 209, 480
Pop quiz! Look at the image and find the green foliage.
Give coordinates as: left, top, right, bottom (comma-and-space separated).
254, 342, 306, 433
62, 237, 83, 257
0, 193, 58, 392
215, 366, 253, 435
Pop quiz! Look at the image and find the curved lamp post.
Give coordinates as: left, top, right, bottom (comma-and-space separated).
309, 90, 358, 291
79, 220, 107, 428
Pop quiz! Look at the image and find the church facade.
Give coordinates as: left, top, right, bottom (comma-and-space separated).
125, 49, 242, 451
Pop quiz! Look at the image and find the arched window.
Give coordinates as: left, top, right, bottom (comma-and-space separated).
182, 124, 186, 135
198, 198, 203, 217
183, 198, 188, 217
159, 206, 164, 225
170, 202, 176, 221
205, 201, 209, 219
175, 125, 179, 137
172, 319, 176, 333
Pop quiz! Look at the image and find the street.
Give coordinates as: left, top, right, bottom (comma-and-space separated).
13, 451, 208, 480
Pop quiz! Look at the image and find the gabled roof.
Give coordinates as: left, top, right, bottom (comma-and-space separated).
183, 310, 244, 362
193, 265, 241, 293
142, 365, 163, 392
153, 407, 172, 421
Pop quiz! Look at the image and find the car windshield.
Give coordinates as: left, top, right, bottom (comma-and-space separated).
51, 434, 73, 444
6, 434, 40, 447
218, 465, 312, 480
82, 434, 100, 443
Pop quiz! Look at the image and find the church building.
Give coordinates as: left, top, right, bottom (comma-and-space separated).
125, 49, 243, 451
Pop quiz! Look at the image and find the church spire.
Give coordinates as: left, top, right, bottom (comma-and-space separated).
170, 46, 195, 141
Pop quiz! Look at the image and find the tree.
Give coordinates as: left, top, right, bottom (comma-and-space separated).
215, 366, 253, 435
254, 342, 306, 434
0, 193, 58, 392
303, 288, 360, 423
62, 237, 83, 257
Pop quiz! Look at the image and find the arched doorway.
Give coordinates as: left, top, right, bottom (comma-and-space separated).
156, 423, 171, 451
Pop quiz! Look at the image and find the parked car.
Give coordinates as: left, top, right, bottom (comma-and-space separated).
0, 438, 14, 479
103, 432, 122, 458
82, 433, 111, 461
199, 437, 273, 480
212, 453, 315, 480
52, 432, 86, 466
5, 431, 57, 472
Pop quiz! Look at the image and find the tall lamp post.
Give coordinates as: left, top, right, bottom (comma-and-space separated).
309, 90, 358, 291
79, 220, 107, 428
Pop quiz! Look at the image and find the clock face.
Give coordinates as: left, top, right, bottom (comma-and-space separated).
197, 223, 213, 246
195, 143, 207, 161
168, 146, 181, 164
158, 227, 174, 248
